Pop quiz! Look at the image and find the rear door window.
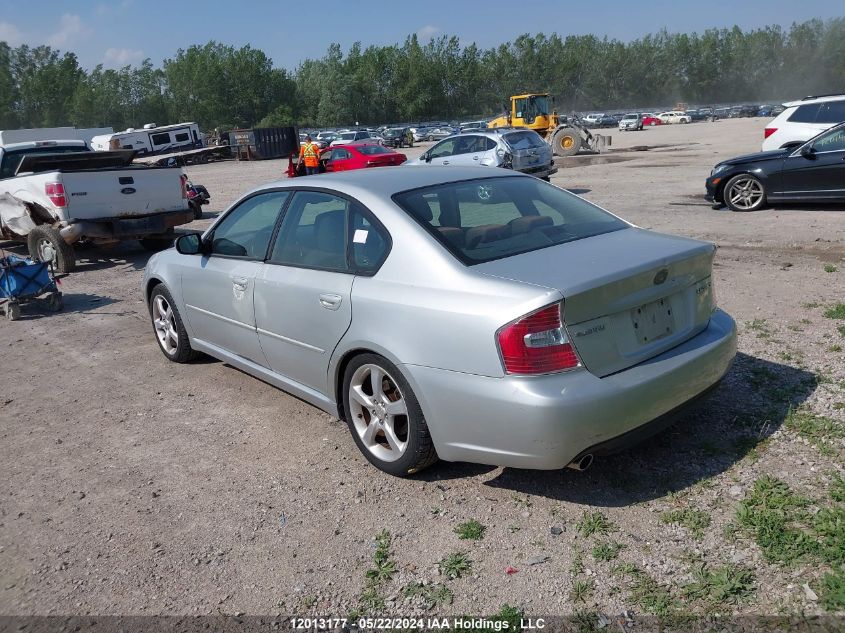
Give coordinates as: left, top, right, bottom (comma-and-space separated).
816, 101, 845, 124
788, 104, 821, 123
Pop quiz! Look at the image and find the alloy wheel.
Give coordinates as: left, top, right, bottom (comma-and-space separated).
727, 177, 764, 210
153, 294, 179, 355
348, 364, 409, 462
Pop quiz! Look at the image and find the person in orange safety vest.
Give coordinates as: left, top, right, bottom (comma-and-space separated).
299, 136, 321, 175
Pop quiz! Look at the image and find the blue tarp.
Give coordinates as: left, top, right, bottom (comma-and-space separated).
0, 255, 55, 299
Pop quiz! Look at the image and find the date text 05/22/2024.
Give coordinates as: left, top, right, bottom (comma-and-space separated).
289, 617, 547, 630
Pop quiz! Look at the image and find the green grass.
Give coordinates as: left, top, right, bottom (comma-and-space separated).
784, 408, 845, 455
618, 566, 678, 617
682, 562, 755, 607
838, 325, 845, 338
439, 552, 472, 579
454, 519, 486, 541
569, 549, 585, 576
661, 508, 712, 540
824, 303, 845, 319
825, 264, 838, 273
576, 511, 616, 537
803, 301, 821, 309
592, 540, 625, 562
357, 530, 396, 615
735, 476, 816, 565
365, 530, 397, 583
830, 344, 843, 353
830, 475, 845, 503
746, 318, 773, 339
570, 579, 594, 603
821, 570, 845, 611
403, 582, 453, 609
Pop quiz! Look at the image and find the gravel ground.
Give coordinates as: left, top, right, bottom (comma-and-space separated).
1, 118, 844, 620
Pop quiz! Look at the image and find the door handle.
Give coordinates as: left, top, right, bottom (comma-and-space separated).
442, 160, 450, 165
319, 293, 342, 310
472, 156, 479, 160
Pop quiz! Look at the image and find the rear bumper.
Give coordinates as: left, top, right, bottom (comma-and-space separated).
61, 208, 194, 242
517, 162, 558, 178
403, 309, 736, 470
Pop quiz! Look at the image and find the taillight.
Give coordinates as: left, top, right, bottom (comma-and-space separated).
180, 173, 188, 198
45, 182, 67, 207
764, 127, 777, 139
497, 303, 580, 375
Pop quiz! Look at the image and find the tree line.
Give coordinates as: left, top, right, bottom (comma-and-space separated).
0, 18, 843, 133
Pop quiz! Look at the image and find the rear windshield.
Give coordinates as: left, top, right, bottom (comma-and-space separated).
503, 131, 546, 150
393, 176, 628, 265
357, 145, 392, 155
0, 146, 90, 179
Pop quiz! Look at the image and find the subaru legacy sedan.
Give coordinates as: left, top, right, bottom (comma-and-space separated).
143, 167, 736, 476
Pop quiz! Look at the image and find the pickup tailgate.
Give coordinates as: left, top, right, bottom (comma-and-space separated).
59, 167, 187, 220
474, 227, 716, 378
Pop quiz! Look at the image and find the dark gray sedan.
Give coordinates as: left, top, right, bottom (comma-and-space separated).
143, 167, 736, 476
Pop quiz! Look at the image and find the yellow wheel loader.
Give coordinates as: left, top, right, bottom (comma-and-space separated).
487, 93, 611, 157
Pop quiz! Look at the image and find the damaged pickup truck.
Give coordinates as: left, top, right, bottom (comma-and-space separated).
0, 139, 193, 272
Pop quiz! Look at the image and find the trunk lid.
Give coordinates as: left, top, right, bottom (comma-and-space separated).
475, 227, 716, 377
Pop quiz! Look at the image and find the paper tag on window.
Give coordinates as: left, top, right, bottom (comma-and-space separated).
353, 229, 368, 244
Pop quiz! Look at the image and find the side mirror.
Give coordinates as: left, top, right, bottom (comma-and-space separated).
800, 145, 816, 159
424, 152, 432, 163
175, 233, 203, 255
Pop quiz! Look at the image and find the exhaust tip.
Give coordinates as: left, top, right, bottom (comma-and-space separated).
566, 454, 594, 472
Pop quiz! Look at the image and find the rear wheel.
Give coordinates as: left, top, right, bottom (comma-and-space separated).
27, 225, 76, 273
342, 353, 437, 476
551, 127, 582, 157
724, 174, 767, 212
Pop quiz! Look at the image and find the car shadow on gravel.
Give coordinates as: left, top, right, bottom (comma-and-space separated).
482, 352, 819, 506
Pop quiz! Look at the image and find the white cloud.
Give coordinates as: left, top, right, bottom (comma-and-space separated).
103, 47, 145, 67
416, 25, 440, 40
0, 21, 24, 46
46, 14, 88, 48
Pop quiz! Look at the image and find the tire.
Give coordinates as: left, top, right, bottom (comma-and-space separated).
27, 225, 76, 273
46, 292, 63, 312
723, 174, 767, 212
541, 176, 551, 182
148, 284, 198, 363
342, 353, 438, 476
650, 121, 657, 126
190, 200, 203, 220
5, 302, 20, 321
551, 127, 582, 157
140, 236, 175, 252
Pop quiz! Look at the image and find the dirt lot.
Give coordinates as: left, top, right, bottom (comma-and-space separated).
2, 118, 844, 621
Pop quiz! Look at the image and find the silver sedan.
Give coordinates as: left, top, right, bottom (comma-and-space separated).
142, 166, 736, 476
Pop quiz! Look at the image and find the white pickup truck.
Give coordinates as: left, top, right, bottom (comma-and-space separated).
0, 139, 192, 272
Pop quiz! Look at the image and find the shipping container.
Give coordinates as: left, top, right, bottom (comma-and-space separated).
229, 127, 299, 160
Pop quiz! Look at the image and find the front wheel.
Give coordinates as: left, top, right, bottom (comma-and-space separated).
149, 284, 198, 363
342, 354, 438, 476
724, 174, 767, 212
551, 127, 582, 157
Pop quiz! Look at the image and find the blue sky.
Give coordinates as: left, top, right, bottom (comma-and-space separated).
0, 0, 842, 71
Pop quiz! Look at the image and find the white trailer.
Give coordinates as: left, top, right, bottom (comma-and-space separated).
90, 122, 203, 156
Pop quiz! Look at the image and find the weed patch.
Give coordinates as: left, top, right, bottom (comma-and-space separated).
439, 552, 472, 579
577, 511, 616, 537
454, 519, 486, 541
661, 508, 712, 540
824, 304, 845, 319
682, 562, 755, 607
592, 540, 625, 562
784, 408, 845, 455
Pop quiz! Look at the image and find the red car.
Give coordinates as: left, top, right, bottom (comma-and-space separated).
324, 143, 407, 172
641, 113, 663, 126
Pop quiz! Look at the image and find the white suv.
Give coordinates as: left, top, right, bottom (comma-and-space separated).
762, 94, 845, 151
